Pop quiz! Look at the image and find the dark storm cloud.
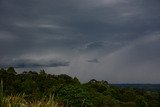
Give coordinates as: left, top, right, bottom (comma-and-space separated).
0, 0, 160, 83
87, 59, 99, 63
15, 60, 70, 68
0, 58, 70, 68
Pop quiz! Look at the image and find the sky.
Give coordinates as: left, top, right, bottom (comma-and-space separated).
0, 0, 160, 83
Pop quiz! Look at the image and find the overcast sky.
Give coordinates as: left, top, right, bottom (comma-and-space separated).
0, 0, 160, 83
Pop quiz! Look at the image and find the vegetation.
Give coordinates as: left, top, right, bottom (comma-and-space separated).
0, 67, 160, 107
3, 94, 61, 107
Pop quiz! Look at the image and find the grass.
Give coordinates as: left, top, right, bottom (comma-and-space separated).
0, 79, 63, 107
0, 79, 3, 107
2, 94, 63, 107
3, 94, 27, 107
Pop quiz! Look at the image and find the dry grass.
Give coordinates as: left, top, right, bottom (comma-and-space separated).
2, 94, 63, 107
0, 80, 63, 107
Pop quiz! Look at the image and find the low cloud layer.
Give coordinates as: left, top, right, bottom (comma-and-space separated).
0, 0, 160, 83
87, 59, 99, 63
0, 60, 69, 68
0, 58, 69, 68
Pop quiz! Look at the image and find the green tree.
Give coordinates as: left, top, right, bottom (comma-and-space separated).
135, 96, 148, 107
57, 85, 92, 107
6, 67, 16, 75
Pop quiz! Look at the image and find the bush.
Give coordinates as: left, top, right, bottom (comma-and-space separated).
57, 85, 92, 107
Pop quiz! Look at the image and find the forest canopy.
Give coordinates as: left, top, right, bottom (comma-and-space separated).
0, 67, 160, 107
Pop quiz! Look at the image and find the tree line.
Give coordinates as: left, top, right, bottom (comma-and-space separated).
0, 67, 160, 107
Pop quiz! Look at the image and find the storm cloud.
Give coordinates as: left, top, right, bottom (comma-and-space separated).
0, 58, 69, 68
87, 59, 99, 63
0, 0, 160, 83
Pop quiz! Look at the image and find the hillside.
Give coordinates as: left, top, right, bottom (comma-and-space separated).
0, 67, 160, 107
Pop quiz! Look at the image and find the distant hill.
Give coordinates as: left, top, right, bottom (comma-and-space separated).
111, 84, 160, 91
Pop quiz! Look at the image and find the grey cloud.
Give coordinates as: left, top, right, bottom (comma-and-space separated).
86, 41, 105, 50
87, 59, 99, 63
0, 0, 160, 83
0, 58, 70, 68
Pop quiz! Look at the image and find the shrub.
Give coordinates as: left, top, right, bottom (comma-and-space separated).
57, 85, 92, 107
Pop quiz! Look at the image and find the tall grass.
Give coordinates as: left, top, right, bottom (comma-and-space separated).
0, 79, 3, 107
2, 94, 63, 107
28, 95, 62, 107
0, 79, 63, 107
3, 94, 27, 107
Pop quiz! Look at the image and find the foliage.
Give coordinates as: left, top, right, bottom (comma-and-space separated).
0, 67, 160, 107
0, 79, 3, 107
3, 94, 27, 107
135, 96, 148, 107
57, 85, 92, 107
3, 94, 62, 107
